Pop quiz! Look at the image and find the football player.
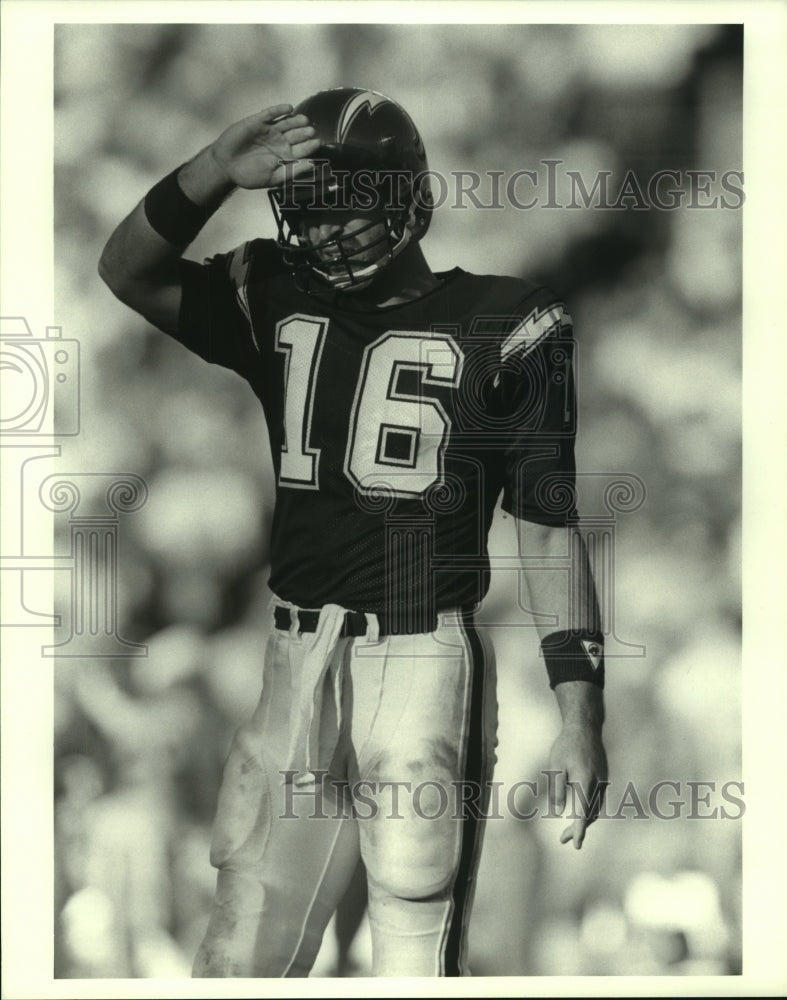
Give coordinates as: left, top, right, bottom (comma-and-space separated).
99, 88, 608, 978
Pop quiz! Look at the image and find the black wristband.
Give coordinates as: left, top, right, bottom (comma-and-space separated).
541, 630, 605, 689
143, 164, 225, 247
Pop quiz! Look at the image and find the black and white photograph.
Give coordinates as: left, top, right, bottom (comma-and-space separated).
1, 2, 785, 996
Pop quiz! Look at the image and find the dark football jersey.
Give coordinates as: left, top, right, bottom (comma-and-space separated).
172, 239, 577, 628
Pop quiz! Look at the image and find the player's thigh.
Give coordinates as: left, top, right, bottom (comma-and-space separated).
348, 620, 496, 899
210, 626, 350, 868
209, 629, 293, 867
199, 630, 361, 976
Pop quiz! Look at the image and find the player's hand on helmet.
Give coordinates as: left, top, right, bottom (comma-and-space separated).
209, 104, 320, 190
548, 708, 608, 850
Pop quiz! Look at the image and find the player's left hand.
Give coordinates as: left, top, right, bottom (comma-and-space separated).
547, 718, 608, 850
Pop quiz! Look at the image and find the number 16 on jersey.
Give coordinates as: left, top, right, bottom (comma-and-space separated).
275, 315, 463, 499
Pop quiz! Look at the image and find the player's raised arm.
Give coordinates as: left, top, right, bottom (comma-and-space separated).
97, 105, 318, 332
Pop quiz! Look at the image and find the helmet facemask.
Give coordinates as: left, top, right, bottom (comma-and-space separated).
269, 167, 418, 292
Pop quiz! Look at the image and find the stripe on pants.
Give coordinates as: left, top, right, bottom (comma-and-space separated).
443, 610, 491, 975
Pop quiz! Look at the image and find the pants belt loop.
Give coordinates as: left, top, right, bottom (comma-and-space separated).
363, 612, 381, 645
289, 607, 301, 639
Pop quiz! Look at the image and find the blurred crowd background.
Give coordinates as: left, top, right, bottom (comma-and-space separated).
52, 22, 742, 978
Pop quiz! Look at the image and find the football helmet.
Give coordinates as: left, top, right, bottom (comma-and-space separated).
269, 88, 433, 291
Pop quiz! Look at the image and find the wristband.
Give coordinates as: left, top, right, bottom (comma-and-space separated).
541, 630, 605, 689
143, 164, 225, 246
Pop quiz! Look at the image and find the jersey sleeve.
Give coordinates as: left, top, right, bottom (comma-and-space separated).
171, 239, 261, 374
496, 290, 578, 526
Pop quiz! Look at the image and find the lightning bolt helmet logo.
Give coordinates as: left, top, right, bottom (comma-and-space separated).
336, 90, 392, 144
